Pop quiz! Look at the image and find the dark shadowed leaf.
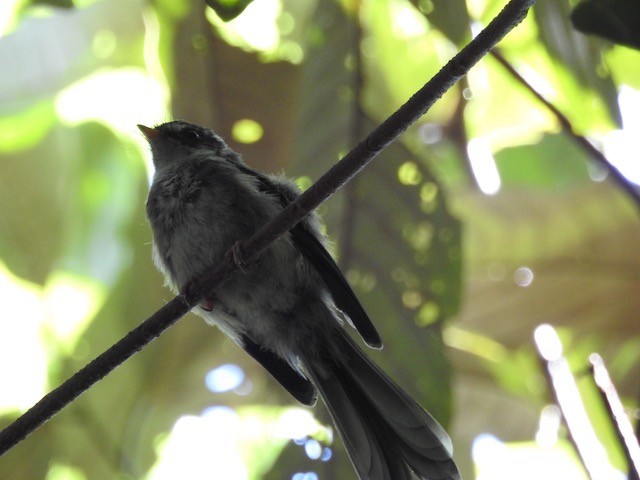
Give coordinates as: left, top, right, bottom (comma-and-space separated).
571, 0, 640, 50
205, 0, 255, 21
412, 0, 471, 46
32, 0, 74, 8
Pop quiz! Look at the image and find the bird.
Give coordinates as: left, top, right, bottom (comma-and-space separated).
139, 120, 460, 480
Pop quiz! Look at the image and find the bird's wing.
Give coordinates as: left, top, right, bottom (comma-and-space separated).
234, 163, 382, 349
240, 333, 317, 405
289, 222, 382, 349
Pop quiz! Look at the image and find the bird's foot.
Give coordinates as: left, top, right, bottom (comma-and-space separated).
226, 241, 248, 274
180, 280, 216, 311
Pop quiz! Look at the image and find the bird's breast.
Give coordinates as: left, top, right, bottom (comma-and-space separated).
147, 167, 203, 233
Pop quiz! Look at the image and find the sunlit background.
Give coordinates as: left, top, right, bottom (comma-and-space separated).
1, 0, 640, 478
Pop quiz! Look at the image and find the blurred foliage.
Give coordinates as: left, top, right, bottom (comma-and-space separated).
0, 0, 639, 479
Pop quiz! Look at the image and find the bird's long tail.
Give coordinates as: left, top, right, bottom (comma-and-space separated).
303, 331, 460, 480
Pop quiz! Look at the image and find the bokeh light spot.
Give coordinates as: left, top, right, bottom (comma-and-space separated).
232, 118, 264, 144
304, 438, 322, 460
514, 266, 534, 287
92, 29, 117, 59
398, 161, 422, 185
205, 364, 245, 393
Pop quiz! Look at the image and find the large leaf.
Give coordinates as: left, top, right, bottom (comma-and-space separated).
0, 0, 149, 287
533, 0, 621, 126
292, 0, 460, 422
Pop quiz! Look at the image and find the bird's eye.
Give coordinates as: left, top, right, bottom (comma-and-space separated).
184, 129, 200, 143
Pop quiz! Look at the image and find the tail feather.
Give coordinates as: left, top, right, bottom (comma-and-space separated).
308, 365, 414, 480
303, 332, 460, 480
340, 333, 453, 457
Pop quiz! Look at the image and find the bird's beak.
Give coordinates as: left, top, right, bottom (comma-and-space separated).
137, 124, 158, 141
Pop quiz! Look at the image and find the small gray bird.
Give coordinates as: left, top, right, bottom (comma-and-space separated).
140, 120, 460, 480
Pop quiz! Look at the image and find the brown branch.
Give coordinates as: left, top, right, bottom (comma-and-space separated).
0, 298, 191, 455
534, 325, 617, 479
0, 0, 537, 456
490, 49, 640, 213
590, 353, 640, 479
337, 4, 365, 272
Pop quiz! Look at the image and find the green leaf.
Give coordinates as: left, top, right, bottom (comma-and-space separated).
494, 133, 592, 187
605, 46, 640, 88
0, 100, 57, 153
534, 0, 621, 126
572, 0, 640, 50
